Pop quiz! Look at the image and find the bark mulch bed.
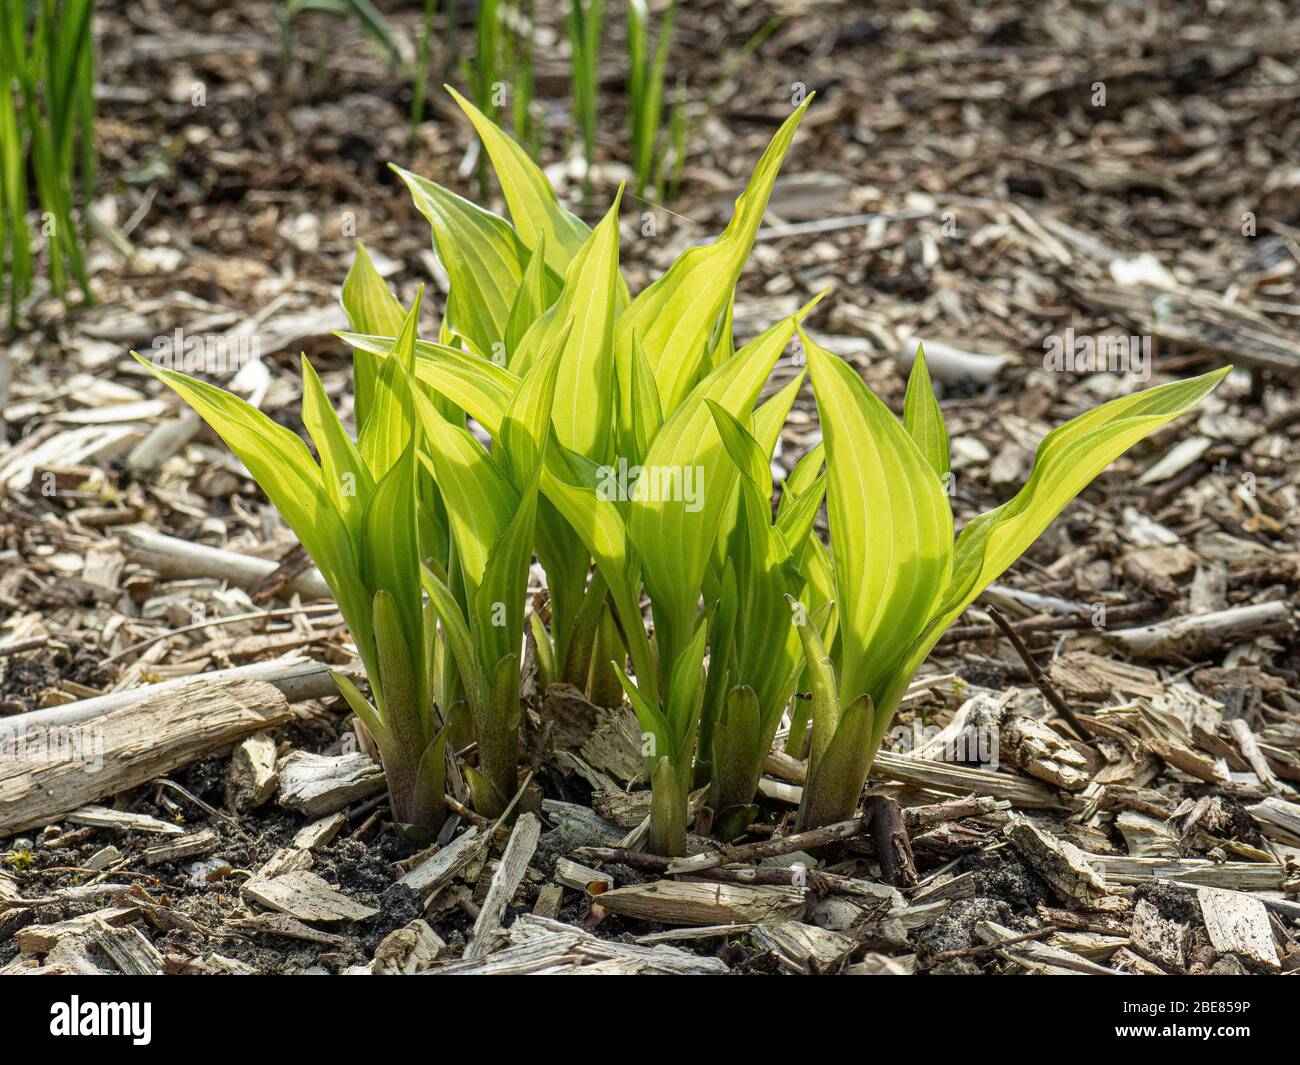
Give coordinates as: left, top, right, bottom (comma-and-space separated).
1, 0, 1299, 974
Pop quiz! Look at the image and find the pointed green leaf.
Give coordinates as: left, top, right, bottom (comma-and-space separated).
300, 355, 374, 548
614, 97, 813, 414
410, 387, 516, 590
513, 193, 623, 462
799, 694, 873, 830
134, 353, 373, 678
362, 438, 422, 658
446, 84, 591, 275
341, 242, 404, 426
504, 233, 553, 358
803, 328, 953, 707
935, 366, 1232, 634
903, 344, 949, 477
628, 310, 798, 660
392, 163, 527, 358
358, 290, 422, 478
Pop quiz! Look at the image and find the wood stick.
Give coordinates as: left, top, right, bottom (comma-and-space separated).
118, 525, 330, 599
987, 606, 1093, 743
466, 813, 541, 959
8, 655, 340, 730
864, 795, 918, 887
665, 817, 867, 875
0, 677, 292, 834
1102, 601, 1294, 659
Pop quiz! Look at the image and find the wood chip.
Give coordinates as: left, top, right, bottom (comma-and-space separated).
1247, 796, 1300, 846
14, 905, 140, 954
1087, 855, 1287, 890
276, 750, 385, 817
225, 731, 280, 811
596, 880, 806, 927
752, 920, 855, 974
65, 806, 185, 835
229, 912, 347, 946
433, 914, 729, 975
143, 828, 219, 865
399, 826, 486, 899
292, 811, 347, 851
242, 870, 378, 923
1005, 814, 1112, 907
1130, 897, 1190, 971
91, 924, 165, 975
554, 857, 614, 894
1196, 886, 1281, 973
372, 919, 445, 974
466, 812, 542, 959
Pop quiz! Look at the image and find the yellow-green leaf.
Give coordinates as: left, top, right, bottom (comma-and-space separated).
803, 328, 953, 707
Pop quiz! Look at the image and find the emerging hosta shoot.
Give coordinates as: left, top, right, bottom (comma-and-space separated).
136, 85, 1227, 856
137, 297, 453, 838
793, 340, 1229, 830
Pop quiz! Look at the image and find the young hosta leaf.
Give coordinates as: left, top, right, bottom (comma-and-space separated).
588, 606, 626, 709
789, 595, 839, 778
411, 727, 450, 835
625, 330, 663, 466
505, 234, 553, 357
134, 355, 373, 674
362, 439, 422, 663
706, 370, 806, 593
499, 321, 568, 491
780, 442, 825, 511
342, 242, 404, 426
803, 328, 953, 707
903, 344, 949, 478
935, 367, 1232, 635
300, 355, 374, 549
709, 401, 814, 732
474, 652, 523, 817
512, 194, 623, 464
664, 605, 712, 754
529, 610, 558, 689
614, 97, 813, 416
878, 366, 1234, 751
799, 693, 873, 829
474, 477, 538, 671
341, 243, 404, 334
332, 670, 391, 749
422, 565, 485, 715
614, 661, 672, 778
544, 449, 656, 701
446, 84, 591, 276
410, 388, 516, 591
628, 311, 799, 660
710, 685, 761, 838
393, 163, 528, 359
358, 290, 421, 479
708, 295, 737, 370
649, 756, 687, 857
339, 332, 520, 434
372, 588, 422, 736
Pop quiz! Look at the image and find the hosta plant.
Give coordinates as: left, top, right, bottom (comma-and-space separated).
338, 92, 813, 853
792, 338, 1229, 830
136, 84, 1228, 860
136, 298, 456, 839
